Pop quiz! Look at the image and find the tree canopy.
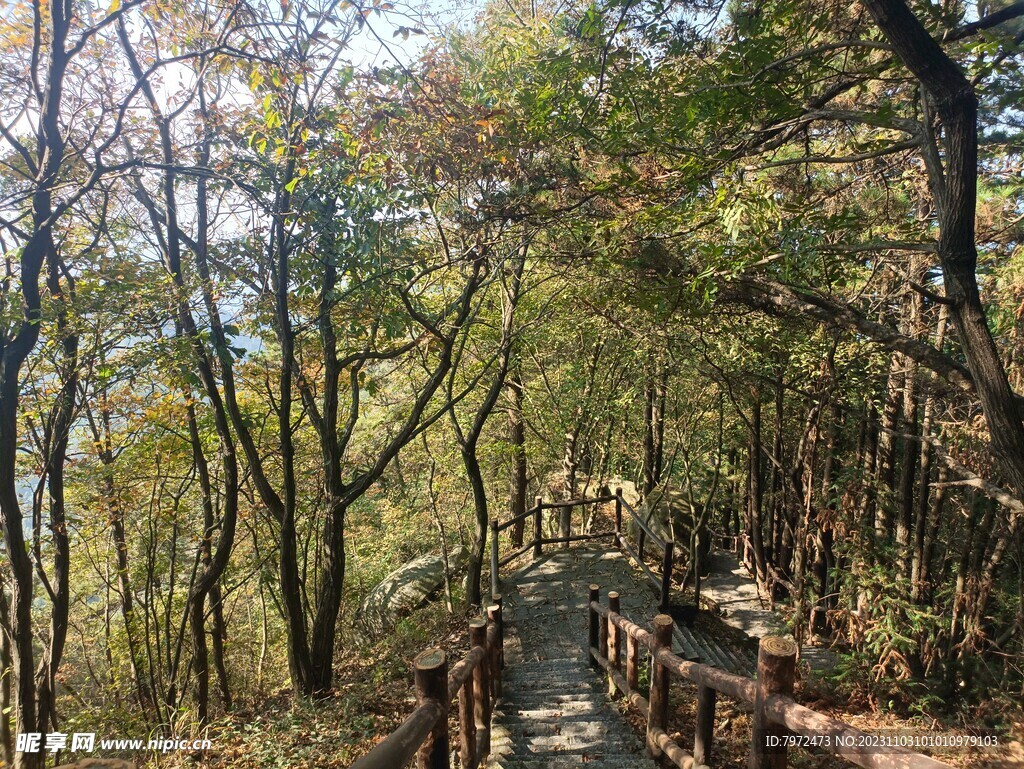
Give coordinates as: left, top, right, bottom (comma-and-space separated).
1, 0, 1023, 765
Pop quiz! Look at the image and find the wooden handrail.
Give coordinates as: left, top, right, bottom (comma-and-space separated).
591, 599, 757, 701
447, 645, 485, 701
490, 487, 680, 613
536, 494, 617, 509
587, 589, 954, 769
490, 492, 620, 595
348, 698, 444, 769
617, 492, 668, 550
762, 696, 954, 769
614, 488, 676, 611
350, 600, 504, 769
489, 486, 684, 615
494, 505, 537, 533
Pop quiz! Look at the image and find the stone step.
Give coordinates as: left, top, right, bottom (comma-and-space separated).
504, 673, 602, 687
492, 728, 639, 746
491, 734, 642, 751
494, 696, 609, 711
504, 680, 600, 692
491, 545, 731, 769
510, 596, 652, 612
507, 657, 593, 671
492, 713, 635, 729
487, 753, 657, 768
496, 695, 606, 710
492, 704, 608, 719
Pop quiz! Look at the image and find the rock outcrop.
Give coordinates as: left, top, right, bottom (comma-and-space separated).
356, 547, 466, 637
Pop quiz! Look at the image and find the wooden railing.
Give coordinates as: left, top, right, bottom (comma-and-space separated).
587, 587, 953, 769
489, 492, 618, 596
350, 598, 504, 769
613, 488, 676, 611
490, 487, 676, 611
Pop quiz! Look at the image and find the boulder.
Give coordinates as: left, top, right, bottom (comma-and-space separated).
357, 548, 465, 638
629, 486, 711, 566
580, 478, 640, 508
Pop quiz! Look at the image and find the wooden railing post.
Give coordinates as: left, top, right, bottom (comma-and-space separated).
694, 683, 717, 766
626, 626, 640, 695
614, 487, 623, 549
491, 593, 504, 670
487, 602, 502, 699
588, 584, 600, 669
470, 618, 491, 759
533, 496, 543, 558
749, 636, 797, 769
607, 591, 621, 699
490, 518, 500, 598
458, 661, 476, 768
414, 648, 449, 769
659, 540, 674, 612
599, 592, 609, 663
646, 614, 673, 758
559, 496, 571, 549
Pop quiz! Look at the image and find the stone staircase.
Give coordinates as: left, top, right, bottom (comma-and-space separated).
486, 545, 757, 768
488, 659, 658, 769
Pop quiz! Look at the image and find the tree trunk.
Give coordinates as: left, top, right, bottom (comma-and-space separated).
913, 306, 949, 603
508, 364, 528, 548
862, 0, 1024, 496
874, 352, 903, 543
747, 394, 768, 591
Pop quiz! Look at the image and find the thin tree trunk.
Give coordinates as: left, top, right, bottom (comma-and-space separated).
913, 306, 949, 602
747, 394, 768, 591
508, 364, 528, 548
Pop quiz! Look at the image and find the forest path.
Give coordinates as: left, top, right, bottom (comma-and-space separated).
701, 549, 837, 671
487, 545, 755, 768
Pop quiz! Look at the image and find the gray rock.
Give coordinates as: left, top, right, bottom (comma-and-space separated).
629, 485, 711, 563
357, 548, 464, 637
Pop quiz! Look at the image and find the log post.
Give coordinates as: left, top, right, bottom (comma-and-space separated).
490, 518, 500, 598
748, 636, 797, 769
614, 487, 623, 549
414, 648, 449, 769
588, 584, 600, 669
599, 592, 609, 663
470, 618, 491, 758
533, 496, 543, 558
626, 629, 640, 695
659, 540, 674, 613
458, 670, 476, 768
487, 603, 502, 699
559, 501, 571, 549
646, 614, 673, 758
607, 591, 622, 699
491, 593, 504, 670
694, 683, 717, 767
